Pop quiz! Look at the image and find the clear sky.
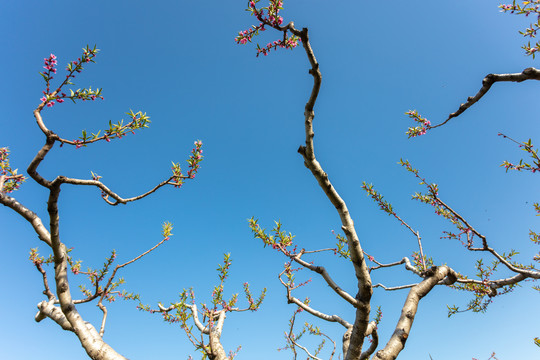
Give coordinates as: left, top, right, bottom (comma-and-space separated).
1, 1, 539, 359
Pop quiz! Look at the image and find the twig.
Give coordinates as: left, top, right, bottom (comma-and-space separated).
278, 269, 352, 329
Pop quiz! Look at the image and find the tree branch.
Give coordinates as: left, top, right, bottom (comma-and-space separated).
288, 295, 352, 329
46, 180, 127, 360
281, 22, 372, 360
432, 67, 540, 128
373, 266, 457, 360
0, 193, 52, 246
278, 268, 351, 328
292, 251, 359, 307
370, 257, 422, 276
359, 324, 378, 360
58, 175, 181, 206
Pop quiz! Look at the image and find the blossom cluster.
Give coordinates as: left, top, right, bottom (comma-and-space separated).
212, 253, 233, 306
39, 45, 103, 107
0, 147, 25, 193
29, 245, 139, 304
449, 255, 518, 315
256, 36, 300, 57
398, 159, 476, 246
373, 306, 383, 327
366, 306, 383, 343
41, 54, 58, 96
332, 229, 351, 259
243, 281, 266, 310
397, 159, 531, 314
361, 182, 396, 216
138, 255, 266, 342
235, 0, 301, 57
227, 346, 243, 360
498, 133, 540, 173
361, 180, 428, 240
405, 110, 431, 138
70, 247, 143, 303
71, 110, 150, 149
472, 352, 499, 360
248, 217, 295, 253
411, 251, 433, 272
171, 140, 204, 188
29, 248, 47, 266
162, 222, 173, 241
282, 261, 311, 290
279, 297, 336, 357
500, 1, 540, 57
187, 140, 203, 179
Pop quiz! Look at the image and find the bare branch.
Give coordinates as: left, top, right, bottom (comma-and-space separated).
59, 175, 180, 206
373, 266, 457, 360
292, 341, 323, 360
0, 193, 52, 246
432, 67, 540, 128
97, 302, 108, 337
288, 296, 352, 329
26, 131, 55, 188
360, 324, 378, 360
34, 261, 55, 300
208, 312, 229, 360
278, 267, 351, 328
45, 180, 128, 360
276, 22, 372, 360
370, 257, 422, 276
373, 283, 417, 291
292, 251, 358, 307
35, 299, 73, 331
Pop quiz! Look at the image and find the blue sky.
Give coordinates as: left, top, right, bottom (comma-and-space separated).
1, 1, 539, 359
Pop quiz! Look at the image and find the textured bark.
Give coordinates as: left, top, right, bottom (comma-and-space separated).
1, 105, 131, 359
342, 327, 352, 357
46, 182, 128, 360
208, 329, 228, 360
207, 312, 228, 360
36, 300, 73, 331
0, 193, 51, 246
278, 23, 372, 360
373, 266, 457, 360
293, 254, 358, 306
